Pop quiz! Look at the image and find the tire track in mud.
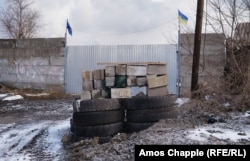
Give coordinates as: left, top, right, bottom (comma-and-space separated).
19, 119, 71, 161
23, 129, 56, 160
0, 97, 73, 160
0, 122, 49, 159
0, 120, 71, 161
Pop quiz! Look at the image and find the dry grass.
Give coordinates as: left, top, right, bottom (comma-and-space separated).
0, 84, 76, 100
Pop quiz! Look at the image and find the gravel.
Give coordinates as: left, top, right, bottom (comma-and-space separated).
1, 89, 250, 161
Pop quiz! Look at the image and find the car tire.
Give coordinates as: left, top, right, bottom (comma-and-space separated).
73, 110, 124, 126
126, 106, 178, 123
121, 95, 177, 110
73, 98, 121, 112
74, 122, 123, 137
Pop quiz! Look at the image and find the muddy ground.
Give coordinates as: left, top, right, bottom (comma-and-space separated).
0, 86, 250, 161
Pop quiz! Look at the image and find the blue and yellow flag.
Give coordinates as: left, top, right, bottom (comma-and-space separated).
66, 20, 73, 36
178, 10, 188, 25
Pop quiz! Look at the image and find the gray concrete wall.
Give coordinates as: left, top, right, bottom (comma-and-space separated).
0, 38, 66, 92
180, 33, 226, 97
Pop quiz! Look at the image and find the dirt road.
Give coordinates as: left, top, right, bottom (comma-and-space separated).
0, 93, 250, 161
0, 98, 74, 161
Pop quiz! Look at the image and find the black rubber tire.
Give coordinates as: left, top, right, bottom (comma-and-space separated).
121, 95, 177, 110
73, 110, 124, 126
126, 106, 178, 123
72, 100, 78, 112
70, 118, 74, 133
73, 98, 121, 112
124, 122, 155, 133
74, 122, 123, 137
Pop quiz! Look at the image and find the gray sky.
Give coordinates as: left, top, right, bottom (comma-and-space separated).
8, 0, 198, 45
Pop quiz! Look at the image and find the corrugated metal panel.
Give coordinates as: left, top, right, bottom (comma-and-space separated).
65, 44, 177, 94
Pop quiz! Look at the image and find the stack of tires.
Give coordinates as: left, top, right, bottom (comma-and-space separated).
70, 94, 178, 138
121, 95, 177, 133
70, 98, 124, 138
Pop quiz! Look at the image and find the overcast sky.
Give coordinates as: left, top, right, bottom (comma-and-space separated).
3, 0, 198, 45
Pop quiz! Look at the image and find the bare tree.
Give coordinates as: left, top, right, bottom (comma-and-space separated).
206, 0, 247, 38
206, 0, 250, 97
243, 0, 250, 9
0, 0, 41, 39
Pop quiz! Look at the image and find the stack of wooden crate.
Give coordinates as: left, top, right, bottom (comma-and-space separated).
80, 62, 168, 100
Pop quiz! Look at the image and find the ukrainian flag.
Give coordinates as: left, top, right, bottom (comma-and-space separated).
178, 10, 188, 25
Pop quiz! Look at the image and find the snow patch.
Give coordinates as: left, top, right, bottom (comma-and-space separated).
0, 94, 9, 99
187, 125, 250, 142
223, 102, 230, 107
0, 122, 50, 158
2, 95, 23, 101
25, 93, 50, 97
45, 119, 70, 158
175, 98, 190, 107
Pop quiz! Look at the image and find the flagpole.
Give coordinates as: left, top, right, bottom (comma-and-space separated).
64, 19, 68, 94
177, 13, 181, 97
65, 19, 68, 47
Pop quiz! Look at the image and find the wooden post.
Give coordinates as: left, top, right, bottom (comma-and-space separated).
191, 0, 204, 98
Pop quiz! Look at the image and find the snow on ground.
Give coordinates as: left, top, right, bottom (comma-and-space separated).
0, 94, 249, 160
0, 94, 8, 99
1, 94, 23, 101
188, 124, 250, 142
44, 118, 70, 157
0, 93, 50, 101
175, 97, 190, 107
0, 122, 47, 157
0, 93, 71, 160
25, 93, 50, 97
176, 97, 250, 143
0, 119, 70, 161
187, 111, 250, 143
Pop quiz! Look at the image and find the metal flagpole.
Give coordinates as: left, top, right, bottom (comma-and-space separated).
177, 14, 181, 97
65, 19, 68, 47
64, 19, 68, 93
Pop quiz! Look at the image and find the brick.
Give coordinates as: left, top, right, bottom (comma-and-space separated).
82, 80, 93, 91
136, 77, 147, 86
111, 88, 132, 98
91, 90, 102, 99
105, 66, 115, 77
127, 65, 147, 76
147, 75, 168, 88
93, 69, 105, 80
81, 91, 92, 100
105, 77, 115, 87
102, 89, 110, 98
148, 86, 169, 96
82, 70, 93, 81
127, 76, 137, 86
147, 64, 167, 75
94, 79, 106, 90
115, 65, 126, 75
147, 75, 157, 79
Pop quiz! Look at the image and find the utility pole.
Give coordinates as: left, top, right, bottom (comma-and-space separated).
191, 0, 204, 98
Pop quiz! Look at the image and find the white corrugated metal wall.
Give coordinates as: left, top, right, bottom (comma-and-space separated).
65, 44, 177, 94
